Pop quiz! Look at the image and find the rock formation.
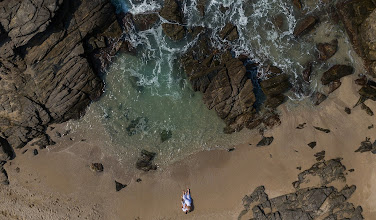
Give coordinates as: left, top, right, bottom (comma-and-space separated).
238, 159, 363, 220
0, 0, 123, 184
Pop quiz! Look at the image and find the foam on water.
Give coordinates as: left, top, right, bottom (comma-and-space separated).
67, 0, 363, 166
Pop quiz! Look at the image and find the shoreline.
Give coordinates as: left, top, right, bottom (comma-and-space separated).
1, 75, 376, 219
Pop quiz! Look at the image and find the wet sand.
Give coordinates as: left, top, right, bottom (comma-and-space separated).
1, 75, 376, 220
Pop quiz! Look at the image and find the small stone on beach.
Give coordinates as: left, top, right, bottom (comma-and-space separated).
136, 178, 142, 182
296, 123, 306, 129
33, 149, 38, 156
227, 147, 235, 152
344, 107, 351, 114
90, 163, 104, 172
308, 142, 317, 149
115, 181, 127, 191
257, 136, 274, 147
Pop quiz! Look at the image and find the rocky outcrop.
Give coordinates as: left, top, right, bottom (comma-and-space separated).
337, 0, 376, 77
238, 159, 363, 220
219, 23, 239, 41
317, 39, 338, 61
321, 65, 354, 85
159, 0, 185, 41
293, 15, 318, 37
355, 137, 376, 153
0, 0, 121, 184
136, 150, 157, 171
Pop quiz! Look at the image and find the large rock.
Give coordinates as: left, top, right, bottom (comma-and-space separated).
337, 0, 376, 76
321, 65, 354, 85
159, 0, 183, 23
317, 39, 338, 61
293, 15, 318, 37
136, 150, 157, 171
260, 74, 291, 96
219, 23, 239, 41
161, 23, 185, 41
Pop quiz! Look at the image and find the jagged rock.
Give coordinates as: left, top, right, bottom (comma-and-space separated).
302, 62, 312, 83
219, 23, 239, 41
161, 23, 185, 41
0, 165, 9, 185
314, 150, 325, 161
328, 80, 342, 94
321, 65, 354, 85
133, 13, 160, 31
273, 14, 285, 30
115, 181, 127, 191
354, 137, 374, 153
296, 123, 306, 129
358, 86, 376, 100
293, 158, 346, 189
337, 0, 376, 76
314, 126, 330, 133
317, 40, 338, 61
0, 136, 14, 162
345, 107, 351, 114
292, 0, 302, 9
196, 0, 207, 17
90, 163, 104, 172
136, 150, 157, 172
312, 92, 327, 105
159, 0, 183, 23
257, 136, 274, 147
33, 149, 38, 156
308, 141, 317, 149
293, 16, 318, 37
0, 0, 117, 151
260, 74, 291, 96
361, 103, 374, 116
31, 134, 55, 149
355, 75, 368, 86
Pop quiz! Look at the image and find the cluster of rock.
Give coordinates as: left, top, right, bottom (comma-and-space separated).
354, 137, 376, 154
238, 159, 363, 220
0, 0, 127, 184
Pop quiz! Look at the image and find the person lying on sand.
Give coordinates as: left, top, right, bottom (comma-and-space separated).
181, 188, 192, 214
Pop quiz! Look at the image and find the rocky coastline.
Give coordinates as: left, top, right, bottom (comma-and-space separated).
1, 0, 376, 218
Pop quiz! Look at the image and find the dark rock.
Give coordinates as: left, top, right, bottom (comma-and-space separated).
314, 126, 330, 133
321, 65, 354, 85
159, 0, 183, 23
312, 92, 327, 105
264, 94, 286, 108
293, 16, 318, 37
115, 181, 127, 192
349, 169, 355, 172
219, 23, 239, 41
22, 149, 28, 154
345, 107, 351, 114
302, 62, 312, 83
292, 0, 302, 9
354, 137, 373, 153
272, 14, 285, 30
296, 123, 306, 129
0, 136, 14, 161
368, 124, 374, 129
133, 13, 160, 31
90, 163, 104, 172
31, 134, 55, 149
160, 130, 172, 143
15, 167, 20, 173
294, 158, 346, 189
136, 150, 157, 172
317, 39, 338, 61
33, 149, 38, 156
219, 5, 229, 14
161, 23, 185, 41
257, 136, 274, 147
355, 75, 368, 86
196, 0, 207, 17
358, 86, 376, 100
136, 178, 142, 182
0, 165, 9, 185
328, 79, 341, 94
297, 166, 302, 170
314, 150, 325, 161
260, 74, 291, 96
227, 147, 235, 152
337, 0, 376, 77
308, 142, 317, 149
361, 103, 374, 116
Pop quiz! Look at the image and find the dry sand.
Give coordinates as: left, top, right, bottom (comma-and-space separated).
1, 75, 376, 220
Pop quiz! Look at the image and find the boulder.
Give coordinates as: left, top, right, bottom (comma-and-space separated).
90, 163, 104, 172
260, 74, 291, 96
317, 39, 338, 61
321, 65, 354, 85
312, 92, 327, 105
115, 181, 127, 191
159, 0, 183, 23
161, 23, 185, 41
257, 136, 274, 147
219, 23, 239, 41
133, 13, 160, 31
293, 16, 318, 37
136, 150, 157, 171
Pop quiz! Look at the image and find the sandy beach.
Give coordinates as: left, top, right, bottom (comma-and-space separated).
1, 75, 375, 220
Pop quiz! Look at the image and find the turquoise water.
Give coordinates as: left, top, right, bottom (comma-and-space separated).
65, 0, 359, 166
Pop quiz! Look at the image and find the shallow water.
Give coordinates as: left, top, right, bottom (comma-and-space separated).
65, 0, 364, 166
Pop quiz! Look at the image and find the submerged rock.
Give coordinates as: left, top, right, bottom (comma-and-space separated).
321, 65, 354, 85
317, 39, 338, 61
293, 16, 318, 37
160, 130, 172, 143
302, 62, 312, 83
126, 117, 148, 136
136, 150, 157, 172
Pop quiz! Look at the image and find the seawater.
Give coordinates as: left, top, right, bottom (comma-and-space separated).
64, 0, 361, 166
